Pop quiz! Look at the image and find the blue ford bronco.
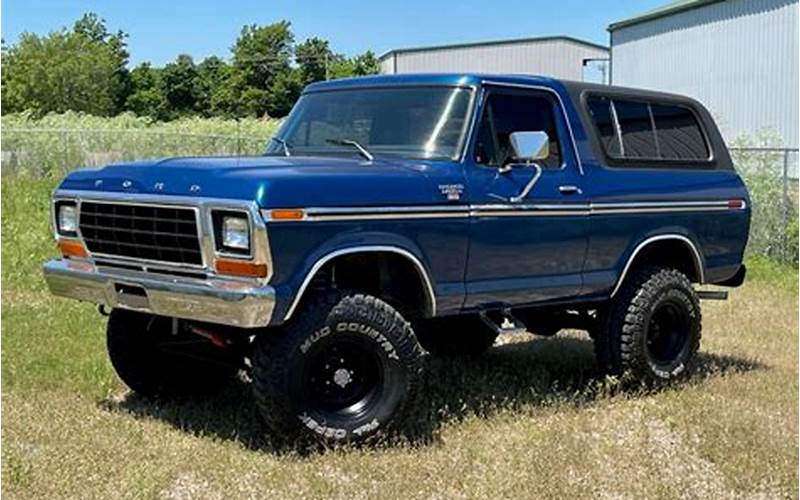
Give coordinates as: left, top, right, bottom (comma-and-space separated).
43, 74, 750, 444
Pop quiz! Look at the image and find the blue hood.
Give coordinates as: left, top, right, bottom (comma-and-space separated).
59, 155, 451, 207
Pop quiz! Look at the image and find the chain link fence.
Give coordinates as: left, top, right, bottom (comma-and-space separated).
1, 128, 270, 178
730, 147, 798, 263
2, 129, 798, 263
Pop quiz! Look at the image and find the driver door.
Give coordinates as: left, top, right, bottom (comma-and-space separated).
464, 86, 588, 309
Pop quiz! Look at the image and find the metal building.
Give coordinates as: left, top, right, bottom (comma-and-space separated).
609, 0, 799, 148
379, 36, 609, 81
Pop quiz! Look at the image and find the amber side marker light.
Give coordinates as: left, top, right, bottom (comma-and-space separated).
215, 258, 268, 278
270, 209, 305, 221
57, 239, 88, 258
728, 199, 746, 209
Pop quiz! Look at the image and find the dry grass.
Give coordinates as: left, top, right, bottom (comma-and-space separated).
2, 176, 798, 499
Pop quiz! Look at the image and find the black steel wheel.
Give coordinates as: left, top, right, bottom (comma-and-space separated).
252, 292, 424, 444
645, 299, 692, 367
303, 337, 384, 417
594, 267, 701, 381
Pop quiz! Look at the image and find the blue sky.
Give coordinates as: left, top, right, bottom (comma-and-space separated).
2, 0, 665, 66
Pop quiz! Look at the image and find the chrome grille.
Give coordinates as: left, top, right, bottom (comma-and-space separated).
79, 202, 203, 266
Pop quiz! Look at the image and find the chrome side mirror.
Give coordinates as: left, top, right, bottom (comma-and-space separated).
501, 131, 549, 203
510, 131, 549, 163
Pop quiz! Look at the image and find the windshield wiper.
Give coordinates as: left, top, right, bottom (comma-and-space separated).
325, 138, 374, 161
270, 137, 292, 157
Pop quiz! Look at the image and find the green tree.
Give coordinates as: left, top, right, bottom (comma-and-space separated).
196, 56, 230, 116
2, 29, 123, 115
229, 21, 295, 117
233, 22, 293, 87
295, 37, 333, 84
125, 62, 165, 118
73, 13, 131, 110
161, 54, 200, 117
330, 50, 381, 79
2, 12, 130, 116
267, 69, 304, 117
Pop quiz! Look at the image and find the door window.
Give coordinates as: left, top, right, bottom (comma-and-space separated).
474, 92, 563, 168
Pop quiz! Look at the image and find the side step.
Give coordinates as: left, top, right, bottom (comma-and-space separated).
696, 290, 729, 300
479, 309, 528, 335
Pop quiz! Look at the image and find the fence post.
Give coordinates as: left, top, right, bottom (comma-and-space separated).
782, 149, 789, 262
237, 119, 242, 156
62, 130, 69, 178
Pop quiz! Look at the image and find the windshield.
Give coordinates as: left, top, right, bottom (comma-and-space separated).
266, 86, 474, 160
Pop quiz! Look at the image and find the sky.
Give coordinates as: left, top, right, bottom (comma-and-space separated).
1, 0, 666, 66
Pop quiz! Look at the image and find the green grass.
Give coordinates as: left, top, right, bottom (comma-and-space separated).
2, 175, 798, 498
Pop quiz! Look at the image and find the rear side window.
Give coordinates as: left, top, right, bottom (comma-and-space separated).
586, 96, 710, 165
614, 100, 658, 159
650, 104, 709, 160
586, 97, 620, 157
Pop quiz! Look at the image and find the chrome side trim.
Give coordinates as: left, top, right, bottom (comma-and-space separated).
262, 205, 471, 222
480, 80, 585, 175
262, 200, 745, 222
471, 203, 589, 216
610, 234, 705, 298
284, 245, 437, 321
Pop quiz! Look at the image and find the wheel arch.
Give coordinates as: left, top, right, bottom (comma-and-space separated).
610, 234, 704, 298
283, 245, 437, 322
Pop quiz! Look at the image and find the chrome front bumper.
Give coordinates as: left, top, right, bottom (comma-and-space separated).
43, 259, 275, 328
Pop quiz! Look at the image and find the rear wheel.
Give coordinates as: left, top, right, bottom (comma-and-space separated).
252, 292, 424, 444
106, 309, 241, 397
413, 315, 498, 356
595, 267, 701, 381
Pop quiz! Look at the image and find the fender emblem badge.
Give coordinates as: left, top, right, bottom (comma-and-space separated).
439, 183, 464, 201
94, 180, 103, 187
122, 180, 132, 188
190, 184, 201, 193
153, 182, 164, 192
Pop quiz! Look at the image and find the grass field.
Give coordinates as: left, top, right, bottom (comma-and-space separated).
2, 175, 798, 499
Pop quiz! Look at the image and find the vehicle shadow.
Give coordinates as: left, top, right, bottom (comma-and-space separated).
99, 334, 765, 454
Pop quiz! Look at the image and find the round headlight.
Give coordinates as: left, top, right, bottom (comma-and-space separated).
57, 203, 78, 235
222, 216, 249, 251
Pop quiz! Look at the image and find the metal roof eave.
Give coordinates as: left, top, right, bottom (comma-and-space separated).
377, 35, 609, 61
608, 0, 726, 31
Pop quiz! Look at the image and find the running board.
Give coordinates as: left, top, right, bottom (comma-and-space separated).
479, 309, 528, 335
696, 290, 728, 300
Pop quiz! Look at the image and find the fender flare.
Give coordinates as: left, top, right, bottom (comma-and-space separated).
283, 245, 437, 321
610, 234, 705, 298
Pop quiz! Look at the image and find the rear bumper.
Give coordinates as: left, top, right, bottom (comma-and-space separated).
43, 259, 275, 328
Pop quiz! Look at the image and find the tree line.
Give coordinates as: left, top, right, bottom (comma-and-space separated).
1, 13, 381, 120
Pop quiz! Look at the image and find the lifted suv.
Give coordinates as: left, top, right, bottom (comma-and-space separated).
43, 74, 750, 444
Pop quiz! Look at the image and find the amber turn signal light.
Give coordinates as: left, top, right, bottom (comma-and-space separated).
270, 209, 305, 221
57, 239, 88, 258
215, 258, 268, 278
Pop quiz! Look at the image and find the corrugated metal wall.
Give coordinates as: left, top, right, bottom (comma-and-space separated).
611, 0, 799, 148
380, 39, 608, 81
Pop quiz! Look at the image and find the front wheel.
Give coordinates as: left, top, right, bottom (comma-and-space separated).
594, 267, 701, 381
252, 292, 424, 444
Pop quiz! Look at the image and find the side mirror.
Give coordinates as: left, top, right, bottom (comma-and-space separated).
509, 131, 549, 163
502, 131, 549, 203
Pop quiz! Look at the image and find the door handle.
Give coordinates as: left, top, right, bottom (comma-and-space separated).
559, 185, 582, 195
